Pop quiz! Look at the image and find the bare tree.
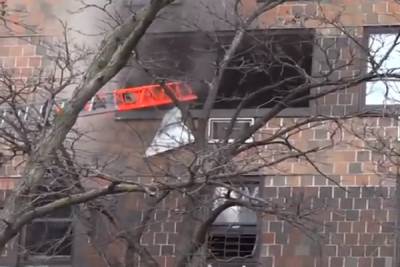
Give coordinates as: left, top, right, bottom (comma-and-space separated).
0, 0, 175, 255
0, 0, 399, 267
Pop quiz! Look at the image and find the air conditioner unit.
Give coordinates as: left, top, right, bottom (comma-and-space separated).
208, 118, 254, 144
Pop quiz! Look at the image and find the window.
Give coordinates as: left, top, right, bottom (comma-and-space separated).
136, 33, 208, 83
366, 30, 400, 105
116, 29, 313, 121
211, 30, 314, 110
24, 189, 73, 259
138, 30, 313, 109
208, 182, 259, 264
208, 118, 254, 143
25, 219, 72, 257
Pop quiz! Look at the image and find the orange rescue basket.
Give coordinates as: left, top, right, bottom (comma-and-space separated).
114, 82, 197, 111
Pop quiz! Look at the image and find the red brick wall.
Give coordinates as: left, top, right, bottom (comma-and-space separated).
256, 117, 397, 267
0, 36, 44, 177
260, 186, 395, 267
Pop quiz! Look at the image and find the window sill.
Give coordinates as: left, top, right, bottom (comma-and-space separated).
360, 105, 400, 116
22, 255, 71, 265
114, 107, 311, 120
191, 108, 310, 118
114, 109, 169, 120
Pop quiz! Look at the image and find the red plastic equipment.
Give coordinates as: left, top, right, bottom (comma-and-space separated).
114, 82, 197, 111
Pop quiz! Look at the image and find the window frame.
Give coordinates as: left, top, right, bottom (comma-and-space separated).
204, 28, 315, 117
21, 206, 74, 264
361, 26, 400, 113
207, 117, 255, 144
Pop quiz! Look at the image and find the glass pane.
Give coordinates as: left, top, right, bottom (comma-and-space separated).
366, 81, 400, 105
369, 33, 400, 73
25, 221, 72, 256
211, 120, 252, 140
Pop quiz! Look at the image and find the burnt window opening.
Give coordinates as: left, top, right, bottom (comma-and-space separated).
213, 30, 314, 109
125, 30, 313, 112
134, 33, 213, 85
144, 36, 193, 79
24, 187, 73, 258
208, 182, 259, 262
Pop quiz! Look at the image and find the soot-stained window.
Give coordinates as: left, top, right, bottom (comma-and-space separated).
138, 33, 213, 82
213, 30, 314, 109
132, 30, 313, 111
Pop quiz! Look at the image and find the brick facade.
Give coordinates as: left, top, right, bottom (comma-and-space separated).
0, 36, 44, 178
260, 186, 395, 267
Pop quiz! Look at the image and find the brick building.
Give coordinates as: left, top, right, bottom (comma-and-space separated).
0, 0, 400, 267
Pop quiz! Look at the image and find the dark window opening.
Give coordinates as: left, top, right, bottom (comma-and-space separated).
25, 221, 72, 257
124, 30, 313, 113
145, 36, 194, 79
134, 33, 213, 85
213, 30, 314, 109
24, 187, 73, 258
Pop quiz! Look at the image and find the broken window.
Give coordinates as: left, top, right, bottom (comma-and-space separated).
213, 30, 314, 109
366, 31, 400, 105
208, 182, 259, 263
137, 33, 212, 83
129, 29, 313, 113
